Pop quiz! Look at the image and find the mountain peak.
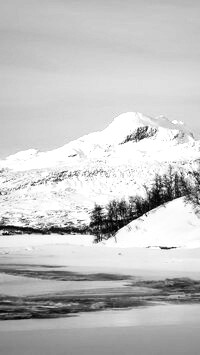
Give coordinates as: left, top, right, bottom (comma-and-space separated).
99, 111, 194, 145
104, 112, 187, 132
0, 111, 197, 171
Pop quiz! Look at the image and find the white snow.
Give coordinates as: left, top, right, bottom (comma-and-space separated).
105, 198, 200, 249
5, 149, 39, 162
0, 234, 95, 250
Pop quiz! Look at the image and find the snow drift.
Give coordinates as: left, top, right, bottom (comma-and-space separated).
105, 198, 200, 248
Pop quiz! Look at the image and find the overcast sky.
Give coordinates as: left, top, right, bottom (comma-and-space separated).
1, 0, 200, 157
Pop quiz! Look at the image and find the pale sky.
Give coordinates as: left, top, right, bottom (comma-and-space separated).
1, 0, 200, 157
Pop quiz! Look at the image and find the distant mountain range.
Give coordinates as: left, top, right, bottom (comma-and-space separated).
0, 112, 200, 229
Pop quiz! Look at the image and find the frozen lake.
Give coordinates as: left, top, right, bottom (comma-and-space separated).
1, 235, 200, 353
1, 304, 200, 355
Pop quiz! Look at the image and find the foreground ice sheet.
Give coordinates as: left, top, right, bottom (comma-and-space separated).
1, 305, 200, 355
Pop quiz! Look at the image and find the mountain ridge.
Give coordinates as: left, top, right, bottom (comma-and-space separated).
0, 112, 197, 171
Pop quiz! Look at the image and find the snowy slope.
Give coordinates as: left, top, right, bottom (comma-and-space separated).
0, 112, 200, 228
105, 198, 200, 248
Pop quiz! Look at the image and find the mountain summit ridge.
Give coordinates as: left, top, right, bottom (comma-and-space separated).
0, 112, 197, 171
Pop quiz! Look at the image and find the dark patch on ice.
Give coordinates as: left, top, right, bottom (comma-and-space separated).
1, 264, 200, 320
0, 264, 132, 281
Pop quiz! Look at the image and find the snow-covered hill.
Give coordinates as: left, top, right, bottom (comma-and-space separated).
0, 112, 200, 228
104, 198, 200, 249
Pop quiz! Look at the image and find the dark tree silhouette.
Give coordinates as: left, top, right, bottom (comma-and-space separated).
89, 204, 105, 241
184, 168, 200, 212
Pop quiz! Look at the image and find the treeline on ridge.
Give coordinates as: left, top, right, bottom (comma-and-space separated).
90, 166, 189, 241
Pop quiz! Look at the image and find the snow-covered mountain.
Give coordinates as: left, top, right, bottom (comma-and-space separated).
0, 112, 199, 229
1, 112, 197, 171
